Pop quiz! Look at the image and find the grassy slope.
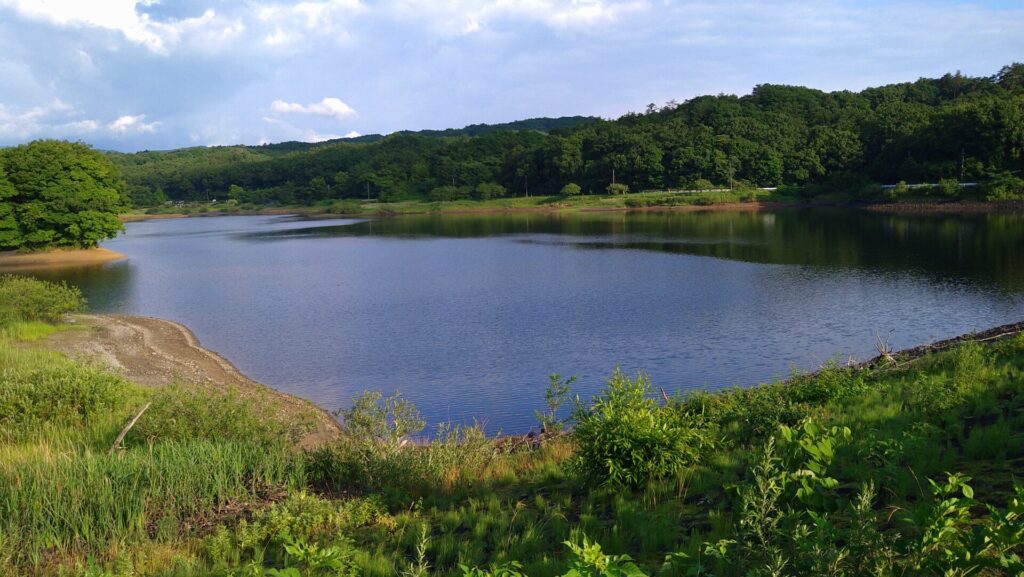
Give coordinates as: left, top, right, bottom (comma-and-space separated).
1, 319, 1023, 576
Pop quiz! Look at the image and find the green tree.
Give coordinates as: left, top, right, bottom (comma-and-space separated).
0, 165, 20, 249
1, 140, 127, 250
560, 182, 582, 196
228, 184, 248, 203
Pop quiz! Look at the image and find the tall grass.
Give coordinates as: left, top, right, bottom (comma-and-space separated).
0, 440, 299, 569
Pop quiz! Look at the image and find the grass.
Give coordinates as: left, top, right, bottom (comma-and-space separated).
1, 276, 1022, 576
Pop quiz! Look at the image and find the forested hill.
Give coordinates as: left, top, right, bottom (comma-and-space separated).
111, 65, 1024, 206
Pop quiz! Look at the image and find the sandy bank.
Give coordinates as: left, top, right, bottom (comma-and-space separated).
45, 314, 341, 447
0, 247, 125, 271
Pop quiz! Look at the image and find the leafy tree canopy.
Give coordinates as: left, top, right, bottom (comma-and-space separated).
0, 140, 128, 251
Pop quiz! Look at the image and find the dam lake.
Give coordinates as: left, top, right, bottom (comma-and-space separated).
36, 209, 1024, 434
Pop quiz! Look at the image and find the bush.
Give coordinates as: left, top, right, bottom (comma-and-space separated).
0, 343, 140, 441
474, 182, 507, 200
127, 384, 312, 447
606, 183, 629, 195
560, 183, 582, 197
0, 274, 84, 326
937, 177, 962, 198
572, 369, 706, 487
983, 171, 1024, 201
690, 178, 716, 191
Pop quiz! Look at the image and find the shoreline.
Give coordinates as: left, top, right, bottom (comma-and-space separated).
38, 313, 1024, 447
121, 198, 1024, 222
44, 314, 341, 447
0, 247, 126, 271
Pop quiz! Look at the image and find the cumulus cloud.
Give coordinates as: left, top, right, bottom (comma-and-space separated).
255, 0, 363, 47
0, 99, 158, 140
270, 97, 357, 121
56, 119, 101, 133
0, 99, 74, 138
261, 115, 345, 142
108, 114, 160, 134
0, 0, 238, 54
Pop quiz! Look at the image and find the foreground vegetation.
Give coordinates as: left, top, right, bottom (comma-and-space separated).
1, 275, 1023, 576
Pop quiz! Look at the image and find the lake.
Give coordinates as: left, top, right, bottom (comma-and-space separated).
32, 209, 1024, 434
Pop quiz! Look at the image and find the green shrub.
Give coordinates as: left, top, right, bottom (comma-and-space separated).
572, 369, 706, 488
474, 182, 507, 200
606, 183, 629, 195
127, 383, 311, 447
560, 183, 582, 197
937, 177, 962, 198
0, 274, 85, 326
982, 171, 1024, 201
0, 342, 140, 441
690, 178, 716, 191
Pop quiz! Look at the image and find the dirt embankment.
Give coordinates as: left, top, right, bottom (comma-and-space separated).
0, 247, 125, 271
46, 314, 341, 447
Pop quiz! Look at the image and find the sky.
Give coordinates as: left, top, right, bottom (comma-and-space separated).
0, 0, 1022, 152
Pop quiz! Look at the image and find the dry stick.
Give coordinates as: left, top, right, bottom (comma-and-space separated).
108, 402, 151, 456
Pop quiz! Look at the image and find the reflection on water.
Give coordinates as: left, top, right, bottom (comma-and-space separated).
261, 210, 1024, 292
30, 210, 1024, 434
30, 260, 137, 312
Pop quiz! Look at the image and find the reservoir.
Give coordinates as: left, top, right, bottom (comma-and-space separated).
35, 209, 1024, 434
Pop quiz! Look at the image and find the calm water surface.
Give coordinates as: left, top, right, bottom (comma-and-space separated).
34, 210, 1024, 433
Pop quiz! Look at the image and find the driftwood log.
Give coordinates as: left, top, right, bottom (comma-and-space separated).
108, 402, 152, 455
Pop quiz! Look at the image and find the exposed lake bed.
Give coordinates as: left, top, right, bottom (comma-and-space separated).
31, 209, 1024, 434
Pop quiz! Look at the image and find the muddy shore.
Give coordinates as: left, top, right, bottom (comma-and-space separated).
45, 314, 341, 447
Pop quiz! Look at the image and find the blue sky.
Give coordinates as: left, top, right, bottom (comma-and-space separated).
0, 0, 1021, 152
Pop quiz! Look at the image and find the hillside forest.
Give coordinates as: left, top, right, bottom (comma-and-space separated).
108, 64, 1024, 207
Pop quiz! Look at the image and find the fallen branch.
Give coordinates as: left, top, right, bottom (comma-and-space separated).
109, 402, 151, 456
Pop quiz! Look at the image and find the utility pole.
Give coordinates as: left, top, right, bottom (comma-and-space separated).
525, 174, 529, 198
612, 168, 616, 185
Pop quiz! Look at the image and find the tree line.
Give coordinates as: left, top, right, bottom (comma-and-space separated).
110, 64, 1024, 207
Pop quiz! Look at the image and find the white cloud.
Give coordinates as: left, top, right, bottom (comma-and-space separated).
255, 0, 363, 47
57, 119, 101, 133
0, 99, 75, 138
270, 97, 357, 121
261, 115, 345, 142
344, 130, 361, 138
109, 114, 160, 134
0, 0, 236, 54
381, 0, 649, 36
